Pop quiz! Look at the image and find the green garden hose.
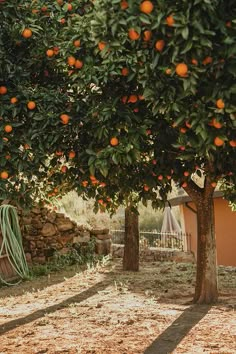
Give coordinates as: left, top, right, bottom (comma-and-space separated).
0, 205, 29, 285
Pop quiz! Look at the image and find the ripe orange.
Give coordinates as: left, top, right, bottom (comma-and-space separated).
166, 14, 175, 26
110, 137, 119, 146
121, 96, 128, 104
143, 184, 149, 191
202, 56, 213, 65
60, 18, 66, 24
75, 59, 83, 69
121, 67, 129, 76
55, 150, 63, 156
165, 68, 172, 75
0, 171, 8, 179
22, 28, 32, 38
212, 118, 222, 129
140, 1, 154, 14
60, 114, 70, 124
120, 0, 128, 9
61, 166, 67, 173
183, 171, 190, 177
4, 125, 13, 133
216, 99, 225, 109
24, 144, 30, 150
27, 101, 36, 110
57, 0, 63, 5
67, 3, 73, 11
211, 182, 217, 188
229, 140, 236, 147
180, 127, 187, 134
67, 56, 76, 66
191, 58, 198, 65
82, 180, 88, 187
53, 46, 60, 55
73, 39, 81, 47
143, 30, 152, 41
185, 121, 191, 128
182, 182, 187, 188
158, 175, 163, 180
128, 29, 140, 41
68, 151, 76, 158
175, 63, 188, 77
0, 86, 7, 95
10, 97, 18, 104
46, 49, 54, 57
128, 95, 138, 103
98, 41, 106, 51
214, 136, 224, 147
155, 39, 165, 52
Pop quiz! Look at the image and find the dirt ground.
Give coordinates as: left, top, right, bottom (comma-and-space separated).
0, 259, 235, 354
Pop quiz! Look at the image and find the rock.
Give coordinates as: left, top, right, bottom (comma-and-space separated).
57, 220, 74, 232
73, 232, 90, 243
91, 228, 109, 236
46, 212, 57, 223
33, 221, 43, 230
22, 217, 32, 225
171, 251, 195, 264
59, 235, 74, 245
32, 256, 46, 264
25, 252, 32, 263
36, 241, 44, 248
95, 233, 112, 241
41, 223, 57, 237
32, 207, 41, 215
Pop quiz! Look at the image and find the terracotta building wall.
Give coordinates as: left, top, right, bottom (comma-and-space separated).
181, 198, 236, 266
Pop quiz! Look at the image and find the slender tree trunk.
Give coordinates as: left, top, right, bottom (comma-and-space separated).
123, 206, 139, 271
194, 194, 218, 303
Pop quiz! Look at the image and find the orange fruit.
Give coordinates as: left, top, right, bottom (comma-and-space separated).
191, 58, 198, 65
61, 166, 67, 173
27, 101, 36, 110
24, 144, 30, 150
183, 171, 190, 177
175, 63, 188, 77
110, 137, 119, 146
75, 59, 83, 69
128, 29, 140, 41
214, 137, 224, 147
182, 182, 187, 188
60, 18, 66, 24
212, 118, 222, 129
10, 97, 18, 104
0, 86, 7, 95
180, 127, 187, 134
73, 39, 81, 47
55, 150, 63, 156
140, 1, 154, 14
216, 99, 225, 109
46, 49, 54, 57
41, 6, 47, 12
22, 28, 32, 38
185, 121, 191, 128
120, 0, 128, 9
121, 67, 129, 76
143, 185, 149, 191
155, 39, 165, 52
68, 150, 76, 158
143, 30, 152, 41
60, 114, 70, 124
82, 180, 88, 187
128, 95, 138, 103
0, 171, 8, 179
67, 56, 76, 66
211, 182, 217, 188
202, 56, 213, 65
166, 14, 174, 26
57, 0, 63, 5
53, 46, 60, 55
121, 96, 128, 104
226, 21, 231, 28
32, 9, 39, 14
5, 154, 11, 160
165, 68, 172, 75
67, 3, 73, 11
98, 41, 106, 51
4, 125, 13, 133
229, 140, 236, 147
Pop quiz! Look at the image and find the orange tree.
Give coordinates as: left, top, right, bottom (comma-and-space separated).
0, 0, 89, 205
57, 0, 236, 304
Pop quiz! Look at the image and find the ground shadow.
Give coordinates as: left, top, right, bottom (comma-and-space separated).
144, 304, 211, 354
0, 279, 110, 336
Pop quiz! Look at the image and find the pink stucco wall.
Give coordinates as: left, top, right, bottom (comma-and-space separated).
181, 198, 236, 266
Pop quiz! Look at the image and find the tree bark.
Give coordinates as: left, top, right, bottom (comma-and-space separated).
123, 206, 139, 271
184, 176, 218, 304
194, 194, 218, 303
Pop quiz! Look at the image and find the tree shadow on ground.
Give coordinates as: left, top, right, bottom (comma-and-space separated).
144, 304, 211, 354
0, 279, 110, 336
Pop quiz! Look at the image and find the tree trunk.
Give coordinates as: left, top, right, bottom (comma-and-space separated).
123, 206, 139, 271
194, 194, 218, 304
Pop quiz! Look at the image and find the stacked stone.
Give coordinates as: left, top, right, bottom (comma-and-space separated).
90, 228, 112, 256
20, 206, 90, 264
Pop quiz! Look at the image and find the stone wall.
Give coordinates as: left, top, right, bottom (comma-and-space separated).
19, 206, 112, 264
112, 244, 195, 263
